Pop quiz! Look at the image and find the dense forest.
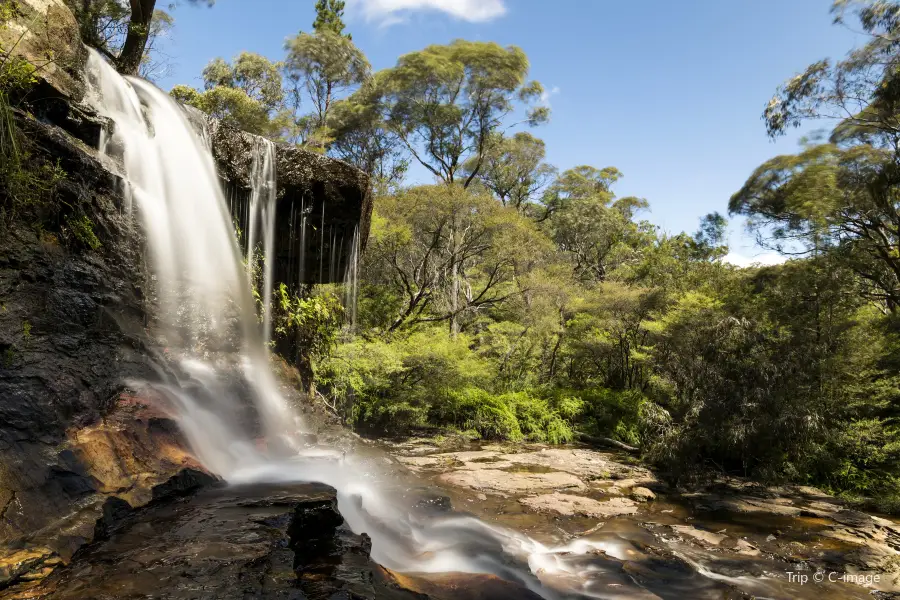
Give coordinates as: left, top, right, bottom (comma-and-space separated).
47, 0, 900, 513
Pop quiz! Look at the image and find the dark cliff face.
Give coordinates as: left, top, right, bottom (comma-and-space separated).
206, 117, 373, 288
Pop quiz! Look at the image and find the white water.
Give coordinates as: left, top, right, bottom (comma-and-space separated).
245, 137, 277, 344
83, 49, 634, 600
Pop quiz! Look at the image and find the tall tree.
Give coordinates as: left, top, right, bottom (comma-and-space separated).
327, 78, 408, 188
282, 31, 369, 147
369, 40, 548, 187
364, 184, 548, 332
313, 0, 350, 38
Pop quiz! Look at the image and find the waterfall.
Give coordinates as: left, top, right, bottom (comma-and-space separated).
83, 49, 608, 600
246, 137, 277, 345
344, 226, 360, 326
85, 49, 296, 449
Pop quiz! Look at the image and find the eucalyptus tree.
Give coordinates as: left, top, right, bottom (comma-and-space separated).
367, 40, 548, 187
733, 0, 900, 311
170, 52, 284, 136
462, 131, 557, 211
364, 184, 549, 333
282, 0, 369, 148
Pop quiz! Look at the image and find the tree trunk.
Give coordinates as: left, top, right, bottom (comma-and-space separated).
117, 0, 156, 75
449, 214, 460, 337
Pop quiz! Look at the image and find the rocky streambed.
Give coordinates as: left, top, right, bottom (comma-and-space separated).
6, 435, 899, 600
387, 439, 900, 599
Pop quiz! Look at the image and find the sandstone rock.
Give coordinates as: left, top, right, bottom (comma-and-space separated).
0, 0, 86, 102
670, 525, 727, 546
520, 493, 638, 518
438, 469, 585, 495
498, 449, 635, 479
631, 487, 656, 502
431, 450, 502, 462
396, 455, 446, 469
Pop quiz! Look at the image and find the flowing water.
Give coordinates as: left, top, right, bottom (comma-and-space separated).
80, 51, 894, 600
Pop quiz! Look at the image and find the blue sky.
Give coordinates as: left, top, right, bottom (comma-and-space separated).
156, 0, 861, 265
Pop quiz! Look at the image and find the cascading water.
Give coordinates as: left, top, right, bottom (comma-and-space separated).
83, 49, 624, 600
344, 225, 360, 325
246, 137, 277, 344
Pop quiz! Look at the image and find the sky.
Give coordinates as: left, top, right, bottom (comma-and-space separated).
155, 0, 862, 266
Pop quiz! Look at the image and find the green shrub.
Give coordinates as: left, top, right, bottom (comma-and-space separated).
472, 393, 522, 441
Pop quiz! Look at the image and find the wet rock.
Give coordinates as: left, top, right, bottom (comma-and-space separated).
520, 493, 638, 518
413, 494, 453, 515
439, 469, 585, 496
631, 487, 656, 502
150, 468, 219, 501
0, 547, 59, 589
26, 483, 540, 600
380, 570, 545, 600
670, 524, 727, 546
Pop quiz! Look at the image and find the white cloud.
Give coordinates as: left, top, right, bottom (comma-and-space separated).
348, 0, 507, 25
540, 86, 560, 108
723, 250, 787, 268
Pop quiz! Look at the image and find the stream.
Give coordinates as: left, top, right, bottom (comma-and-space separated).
16, 431, 900, 599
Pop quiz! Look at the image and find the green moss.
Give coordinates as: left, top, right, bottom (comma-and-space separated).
66, 215, 101, 250
21, 319, 31, 340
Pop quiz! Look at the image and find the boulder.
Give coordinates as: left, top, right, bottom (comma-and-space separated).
631, 487, 657, 502
438, 469, 585, 496
0, 0, 86, 102
520, 493, 638, 518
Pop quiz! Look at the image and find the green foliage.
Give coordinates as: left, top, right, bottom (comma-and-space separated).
283, 30, 370, 147
313, 0, 350, 38
171, 52, 284, 136
21, 319, 30, 340
271, 283, 344, 390
0, 4, 66, 221
66, 215, 102, 250
365, 40, 547, 185
462, 132, 556, 211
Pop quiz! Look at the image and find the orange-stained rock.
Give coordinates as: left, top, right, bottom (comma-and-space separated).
378, 568, 545, 600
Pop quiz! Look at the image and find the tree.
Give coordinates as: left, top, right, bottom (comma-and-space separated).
282, 30, 369, 147
462, 131, 557, 211
730, 142, 900, 310
170, 52, 284, 137
540, 165, 622, 218
734, 0, 900, 311
363, 184, 549, 333
691, 212, 729, 261
369, 40, 548, 187
544, 166, 651, 283
70, 0, 213, 76
313, 0, 350, 38
327, 78, 408, 188
763, 0, 900, 145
